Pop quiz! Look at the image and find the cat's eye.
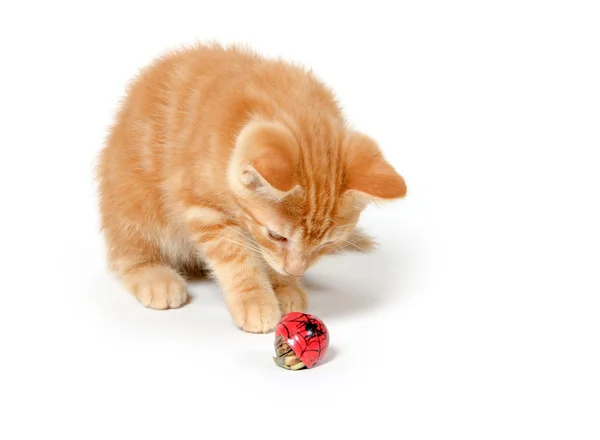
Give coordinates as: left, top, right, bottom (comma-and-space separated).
267, 228, 288, 243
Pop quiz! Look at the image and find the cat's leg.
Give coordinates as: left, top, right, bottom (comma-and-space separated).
269, 271, 308, 314
104, 226, 188, 310
187, 213, 280, 333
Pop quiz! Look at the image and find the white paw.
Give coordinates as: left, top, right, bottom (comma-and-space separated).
275, 284, 308, 314
125, 266, 188, 310
230, 293, 282, 333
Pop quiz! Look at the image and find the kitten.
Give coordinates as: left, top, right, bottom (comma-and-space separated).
96, 43, 407, 333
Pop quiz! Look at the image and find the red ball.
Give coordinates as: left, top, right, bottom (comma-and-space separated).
274, 312, 329, 369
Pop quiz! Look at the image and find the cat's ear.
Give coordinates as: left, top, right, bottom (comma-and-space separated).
343, 131, 407, 205
228, 119, 301, 201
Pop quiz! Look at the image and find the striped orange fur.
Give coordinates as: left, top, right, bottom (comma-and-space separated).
96, 43, 406, 333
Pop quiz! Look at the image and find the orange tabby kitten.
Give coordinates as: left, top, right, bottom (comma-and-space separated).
96, 43, 406, 333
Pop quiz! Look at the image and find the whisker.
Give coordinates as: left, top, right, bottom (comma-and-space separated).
224, 225, 262, 248
216, 237, 262, 255
335, 236, 366, 252
334, 223, 358, 230
203, 230, 263, 254
337, 242, 362, 252
216, 233, 261, 249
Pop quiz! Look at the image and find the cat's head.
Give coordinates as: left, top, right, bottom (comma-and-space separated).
228, 118, 406, 277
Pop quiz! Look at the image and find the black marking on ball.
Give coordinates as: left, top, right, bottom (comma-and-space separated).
304, 316, 325, 339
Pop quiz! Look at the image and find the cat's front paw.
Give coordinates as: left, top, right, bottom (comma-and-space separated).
230, 292, 282, 333
124, 265, 188, 310
275, 283, 308, 314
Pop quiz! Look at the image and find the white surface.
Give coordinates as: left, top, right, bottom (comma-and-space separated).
1, 1, 599, 439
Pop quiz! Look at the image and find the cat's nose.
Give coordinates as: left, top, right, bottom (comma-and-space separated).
283, 258, 308, 278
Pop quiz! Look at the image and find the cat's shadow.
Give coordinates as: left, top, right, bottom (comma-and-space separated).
300, 242, 414, 321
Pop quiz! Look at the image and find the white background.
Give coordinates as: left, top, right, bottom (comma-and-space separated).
1, 1, 599, 439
